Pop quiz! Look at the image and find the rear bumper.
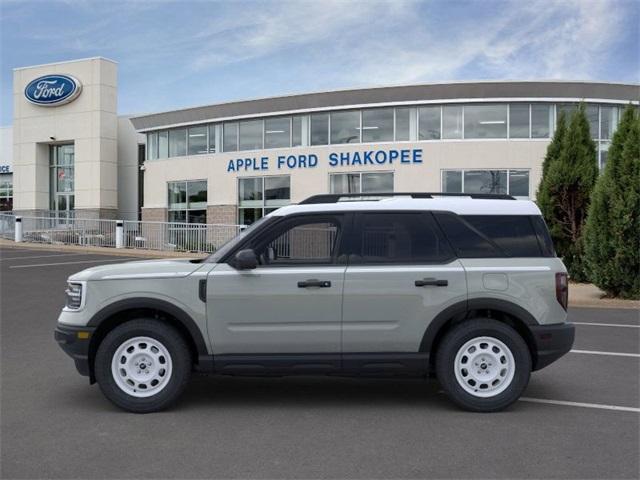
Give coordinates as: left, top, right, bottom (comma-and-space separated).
530, 322, 575, 371
54, 324, 95, 378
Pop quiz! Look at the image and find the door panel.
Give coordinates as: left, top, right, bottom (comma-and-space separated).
206, 213, 348, 355
342, 263, 467, 352
342, 212, 468, 353
207, 264, 345, 354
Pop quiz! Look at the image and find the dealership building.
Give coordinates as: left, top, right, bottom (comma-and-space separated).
4, 57, 638, 224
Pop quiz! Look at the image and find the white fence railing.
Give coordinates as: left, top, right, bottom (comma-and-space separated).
20, 216, 118, 247
0, 213, 15, 240
122, 220, 244, 252
0, 214, 245, 253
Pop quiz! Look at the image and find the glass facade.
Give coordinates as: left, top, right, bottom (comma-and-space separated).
330, 110, 360, 144
442, 106, 463, 139
238, 176, 290, 225
144, 102, 624, 161
0, 173, 12, 211
330, 172, 394, 194
168, 180, 207, 223
442, 169, 530, 198
49, 144, 75, 218
264, 117, 291, 149
362, 108, 394, 143
464, 104, 507, 139
419, 106, 440, 140
395, 107, 411, 141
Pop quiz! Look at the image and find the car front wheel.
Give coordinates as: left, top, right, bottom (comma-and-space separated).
94, 319, 192, 413
436, 318, 531, 412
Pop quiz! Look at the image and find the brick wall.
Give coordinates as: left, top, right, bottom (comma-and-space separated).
141, 208, 167, 223
207, 205, 237, 225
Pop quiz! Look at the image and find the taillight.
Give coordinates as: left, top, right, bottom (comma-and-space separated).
555, 272, 568, 310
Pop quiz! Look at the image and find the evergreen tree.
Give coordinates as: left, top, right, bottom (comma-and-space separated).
537, 112, 567, 245
537, 104, 598, 281
584, 106, 640, 298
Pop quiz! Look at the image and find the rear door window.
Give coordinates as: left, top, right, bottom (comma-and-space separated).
434, 212, 501, 258
352, 212, 453, 264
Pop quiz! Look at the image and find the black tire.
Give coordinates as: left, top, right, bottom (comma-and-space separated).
435, 318, 531, 412
94, 319, 192, 413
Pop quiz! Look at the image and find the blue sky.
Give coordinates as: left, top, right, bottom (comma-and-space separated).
1, 0, 638, 126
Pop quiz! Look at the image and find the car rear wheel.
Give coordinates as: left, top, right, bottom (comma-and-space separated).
95, 319, 191, 413
436, 318, 531, 412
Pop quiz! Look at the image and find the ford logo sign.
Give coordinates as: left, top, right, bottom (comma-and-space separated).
24, 74, 82, 106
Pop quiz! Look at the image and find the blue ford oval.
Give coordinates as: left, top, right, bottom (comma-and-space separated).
24, 74, 82, 106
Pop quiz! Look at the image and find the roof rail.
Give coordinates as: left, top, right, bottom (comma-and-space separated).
299, 192, 516, 204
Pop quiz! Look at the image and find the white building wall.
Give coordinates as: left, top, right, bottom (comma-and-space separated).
12, 57, 118, 216
142, 140, 549, 214
116, 116, 144, 220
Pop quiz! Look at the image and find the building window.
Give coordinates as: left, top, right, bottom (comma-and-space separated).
442, 169, 530, 198
239, 120, 263, 151
531, 104, 552, 138
442, 105, 463, 139
187, 126, 208, 155
330, 172, 394, 194
158, 131, 169, 159
600, 106, 619, 140
168, 180, 207, 223
419, 106, 441, 140
169, 128, 187, 157
50, 144, 75, 217
310, 113, 329, 145
238, 176, 290, 225
265, 117, 291, 149
223, 122, 239, 152
464, 104, 507, 139
362, 108, 394, 143
292, 116, 303, 147
330, 110, 360, 144
147, 132, 158, 160
509, 104, 530, 139
208, 124, 217, 153
585, 104, 599, 140
395, 107, 411, 141
0, 173, 12, 211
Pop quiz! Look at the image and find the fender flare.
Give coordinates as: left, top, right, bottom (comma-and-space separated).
87, 297, 208, 356
419, 298, 538, 353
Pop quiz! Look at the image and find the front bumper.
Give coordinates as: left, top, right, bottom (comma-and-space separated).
530, 322, 575, 371
54, 324, 95, 378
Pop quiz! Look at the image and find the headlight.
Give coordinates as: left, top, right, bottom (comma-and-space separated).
65, 282, 84, 310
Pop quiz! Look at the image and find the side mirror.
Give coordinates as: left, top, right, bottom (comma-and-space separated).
232, 249, 258, 270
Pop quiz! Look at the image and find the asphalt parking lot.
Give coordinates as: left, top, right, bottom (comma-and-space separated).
1, 245, 638, 479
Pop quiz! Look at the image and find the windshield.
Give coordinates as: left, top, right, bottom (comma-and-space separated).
204, 215, 272, 263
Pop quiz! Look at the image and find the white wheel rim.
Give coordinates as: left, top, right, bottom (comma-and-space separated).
111, 336, 173, 398
453, 336, 515, 398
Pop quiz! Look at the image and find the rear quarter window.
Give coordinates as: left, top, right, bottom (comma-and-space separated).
461, 215, 542, 257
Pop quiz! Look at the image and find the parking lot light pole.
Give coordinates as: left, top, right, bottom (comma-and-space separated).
14, 216, 22, 243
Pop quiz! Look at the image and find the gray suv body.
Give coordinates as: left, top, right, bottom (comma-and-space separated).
55, 193, 575, 413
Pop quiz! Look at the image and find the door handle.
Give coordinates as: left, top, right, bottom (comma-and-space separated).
298, 279, 332, 288
415, 278, 448, 287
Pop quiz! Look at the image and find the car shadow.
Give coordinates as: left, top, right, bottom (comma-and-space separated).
178, 374, 454, 411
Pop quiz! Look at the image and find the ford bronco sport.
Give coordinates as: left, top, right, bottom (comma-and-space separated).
55, 193, 574, 413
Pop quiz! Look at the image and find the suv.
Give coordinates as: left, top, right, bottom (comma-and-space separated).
55, 193, 574, 413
